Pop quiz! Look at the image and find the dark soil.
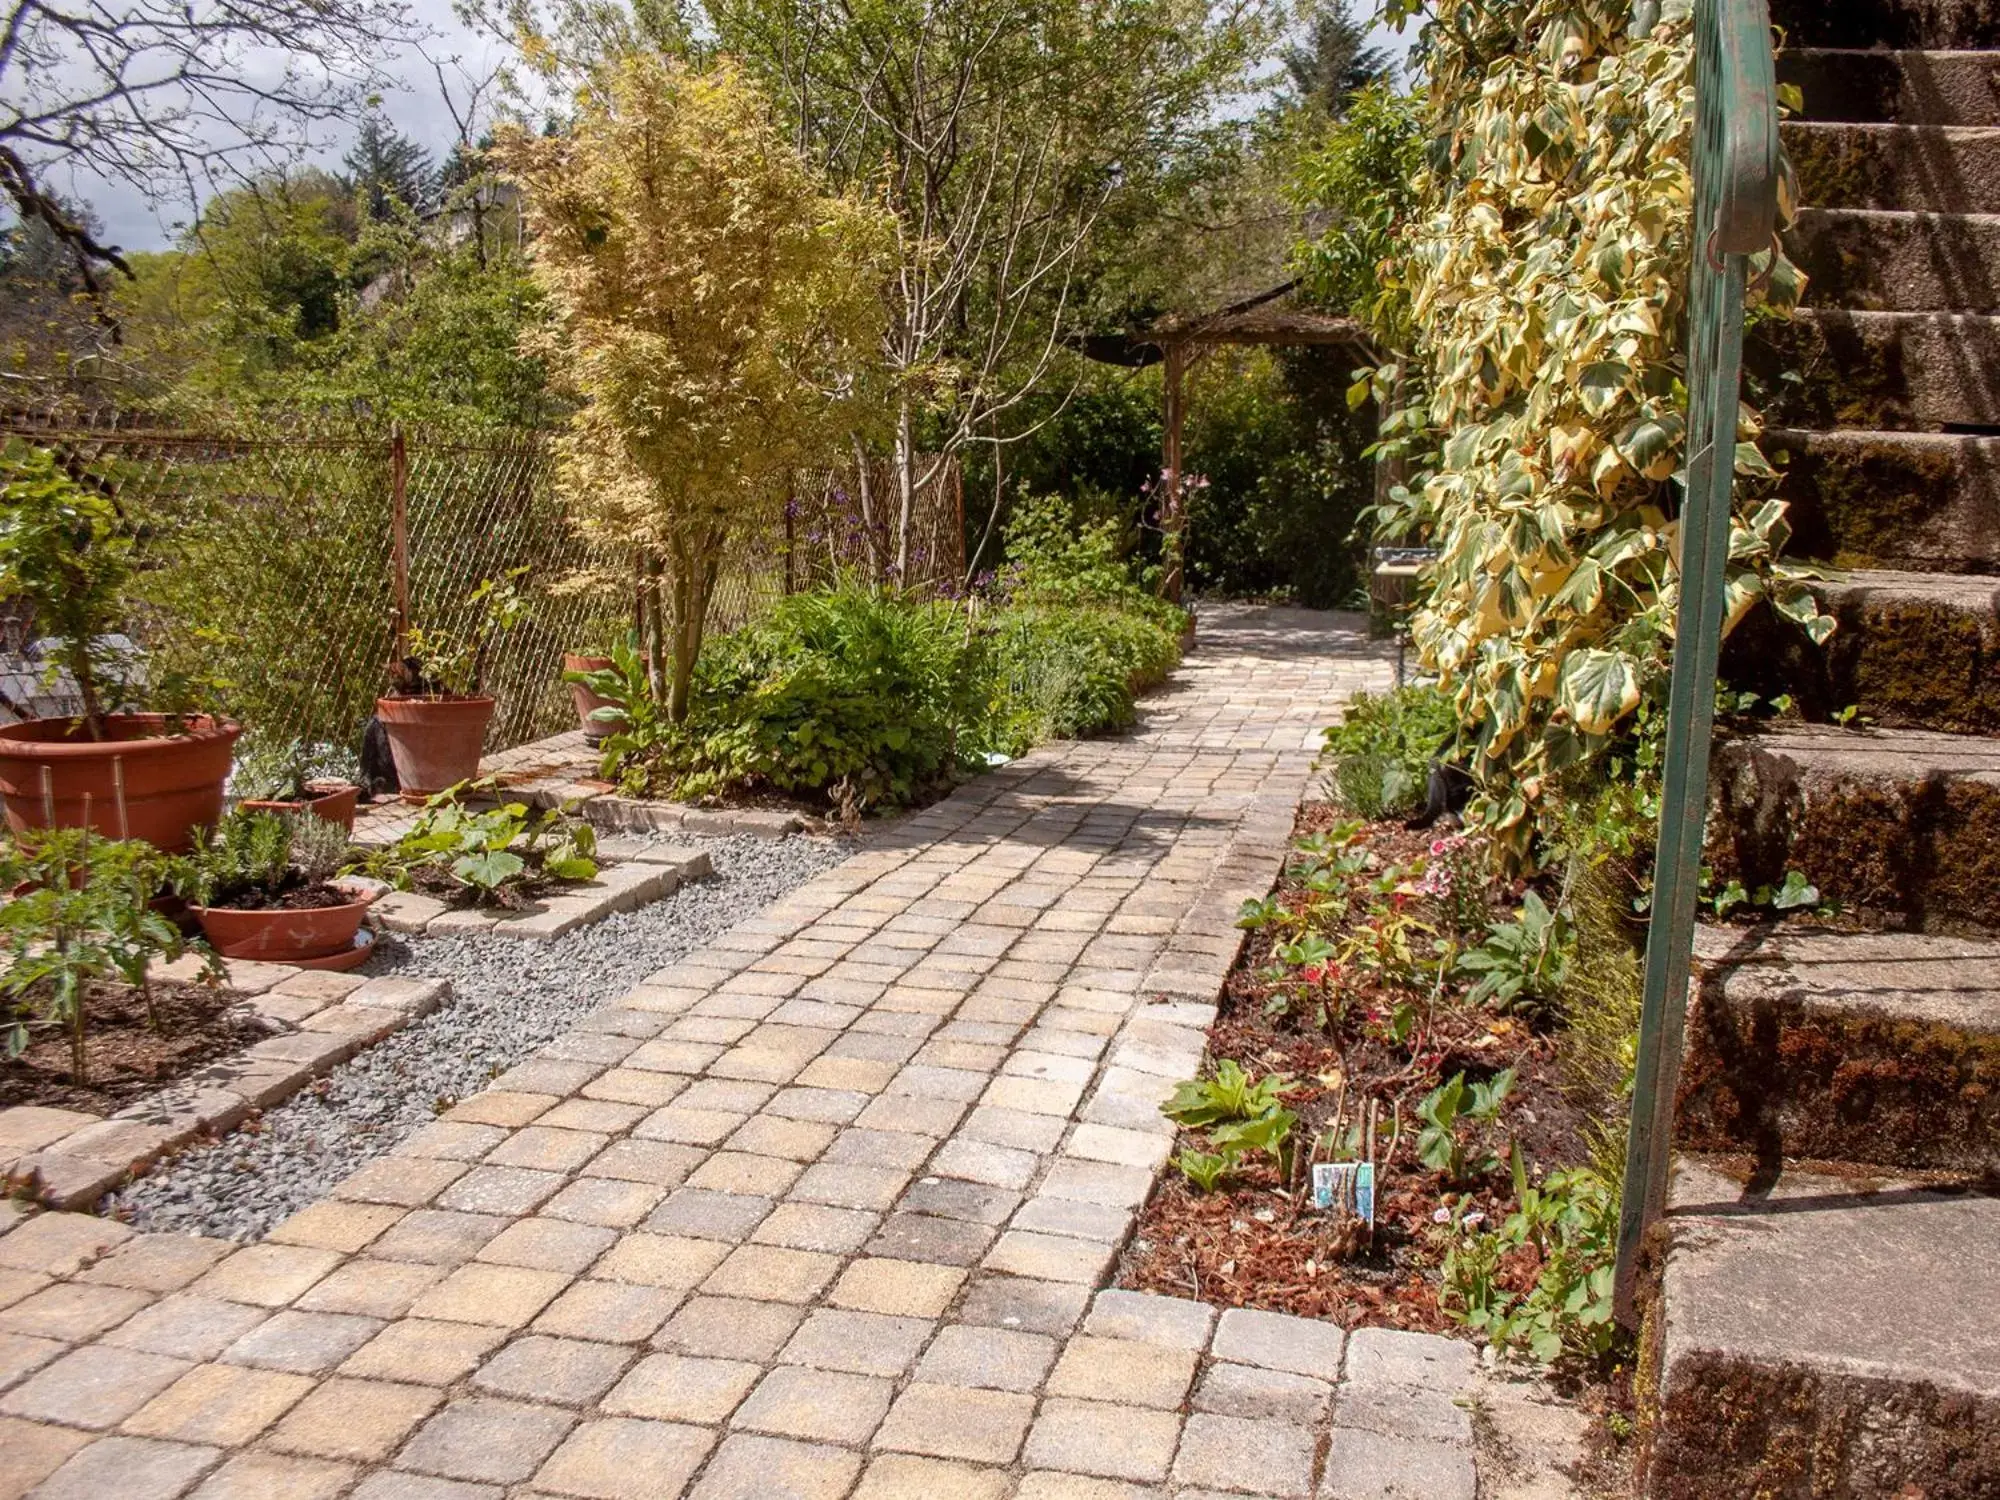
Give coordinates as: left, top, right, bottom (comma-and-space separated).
1, 979, 266, 1113
1117, 803, 1594, 1334
201, 881, 357, 913
405, 857, 592, 912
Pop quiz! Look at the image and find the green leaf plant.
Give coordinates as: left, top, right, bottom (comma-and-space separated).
1163, 1060, 1298, 1192
0, 829, 221, 1082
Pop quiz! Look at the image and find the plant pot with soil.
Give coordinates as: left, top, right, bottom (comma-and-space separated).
0, 442, 238, 852
172, 807, 377, 968
563, 650, 617, 743
377, 571, 530, 803
233, 736, 363, 832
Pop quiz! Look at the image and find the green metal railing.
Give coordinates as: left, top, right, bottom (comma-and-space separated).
1612, 0, 1782, 1324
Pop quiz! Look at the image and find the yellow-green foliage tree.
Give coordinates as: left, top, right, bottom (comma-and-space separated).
1370, 0, 1825, 843
498, 54, 893, 719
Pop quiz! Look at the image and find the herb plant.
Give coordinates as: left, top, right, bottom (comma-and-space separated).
1320, 684, 1457, 821
233, 735, 362, 802
1443, 1161, 1620, 1364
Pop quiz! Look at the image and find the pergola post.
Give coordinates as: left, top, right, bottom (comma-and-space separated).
1159, 341, 1187, 604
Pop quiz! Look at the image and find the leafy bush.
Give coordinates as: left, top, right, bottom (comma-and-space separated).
346, 785, 597, 905
1002, 490, 1158, 608
630, 587, 989, 813
1457, 891, 1575, 1016
0, 829, 216, 1081
1443, 1161, 1622, 1364
1352, 2, 1824, 845
987, 603, 1181, 754
1321, 683, 1457, 819
0, 440, 139, 735
1163, 1060, 1299, 1191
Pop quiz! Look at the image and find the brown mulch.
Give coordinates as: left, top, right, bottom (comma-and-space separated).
1116, 802, 1595, 1334
1, 979, 265, 1114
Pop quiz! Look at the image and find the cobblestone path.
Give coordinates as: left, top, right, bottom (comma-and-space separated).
0, 606, 1486, 1500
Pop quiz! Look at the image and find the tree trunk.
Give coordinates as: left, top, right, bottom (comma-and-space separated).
893, 396, 917, 584
643, 556, 667, 705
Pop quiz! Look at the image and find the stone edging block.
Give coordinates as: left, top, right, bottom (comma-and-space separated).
0, 971, 451, 1210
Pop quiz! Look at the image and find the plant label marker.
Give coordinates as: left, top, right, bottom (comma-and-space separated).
1312, 1161, 1376, 1225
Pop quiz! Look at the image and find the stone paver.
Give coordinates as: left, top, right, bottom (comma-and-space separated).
0, 608, 1480, 1499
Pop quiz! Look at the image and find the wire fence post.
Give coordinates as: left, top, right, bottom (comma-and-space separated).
390, 425, 411, 659
784, 489, 797, 597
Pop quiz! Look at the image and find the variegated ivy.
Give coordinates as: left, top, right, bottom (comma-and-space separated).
1378, 0, 1829, 843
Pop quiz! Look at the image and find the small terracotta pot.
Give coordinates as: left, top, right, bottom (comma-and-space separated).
0, 714, 241, 852
240, 780, 359, 833
564, 654, 617, 744
375, 695, 496, 802
191, 885, 378, 963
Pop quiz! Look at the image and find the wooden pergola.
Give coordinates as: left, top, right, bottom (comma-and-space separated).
1083, 283, 1378, 602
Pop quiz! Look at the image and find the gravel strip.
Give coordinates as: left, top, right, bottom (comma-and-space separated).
107, 831, 852, 1241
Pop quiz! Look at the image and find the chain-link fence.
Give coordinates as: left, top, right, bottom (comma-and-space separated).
0, 411, 964, 757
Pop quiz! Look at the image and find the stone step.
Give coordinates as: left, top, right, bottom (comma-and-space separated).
1770, 427, 2000, 573
1678, 926, 2000, 1172
1724, 569, 2000, 733
1785, 122, 2000, 215
1790, 208, 2000, 312
1643, 1154, 2000, 1498
1750, 310, 2000, 431
1708, 723, 2000, 932
1780, 48, 2000, 126
1768, 0, 2000, 50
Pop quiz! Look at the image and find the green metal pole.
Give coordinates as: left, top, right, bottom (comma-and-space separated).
1612, 0, 1778, 1327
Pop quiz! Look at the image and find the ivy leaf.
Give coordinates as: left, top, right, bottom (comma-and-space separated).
1576, 361, 1628, 416
1772, 584, 1837, 645
1556, 650, 1640, 734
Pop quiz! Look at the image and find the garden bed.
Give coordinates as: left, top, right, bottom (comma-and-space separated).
0, 962, 451, 1210
0, 979, 267, 1114
1116, 802, 1607, 1347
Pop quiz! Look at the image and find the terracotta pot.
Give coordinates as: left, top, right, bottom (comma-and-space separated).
192, 885, 377, 963
375, 695, 495, 802
240, 780, 359, 833
0, 714, 241, 852
564, 654, 617, 744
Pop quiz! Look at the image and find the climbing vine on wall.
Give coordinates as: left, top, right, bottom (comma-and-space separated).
1368, 0, 1827, 845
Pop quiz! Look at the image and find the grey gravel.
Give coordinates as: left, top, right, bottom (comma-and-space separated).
107, 831, 851, 1241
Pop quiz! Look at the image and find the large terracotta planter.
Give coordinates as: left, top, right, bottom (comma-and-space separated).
376, 695, 495, 802
192, 885, 377, 963
564, 654, 617, 744
241, 780, 359, 833
0, 714, 240, 852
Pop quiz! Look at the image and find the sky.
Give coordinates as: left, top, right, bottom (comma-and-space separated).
52, 9, 1418, 257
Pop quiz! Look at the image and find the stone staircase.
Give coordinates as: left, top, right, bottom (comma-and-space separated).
1640, 4, 2000, 1495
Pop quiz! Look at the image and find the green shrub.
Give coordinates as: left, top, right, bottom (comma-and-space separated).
987, 602, 1181, 754
645, 586, 989, 812
1443, 1162, 1622, 1365
1321, 683, 1457, 820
